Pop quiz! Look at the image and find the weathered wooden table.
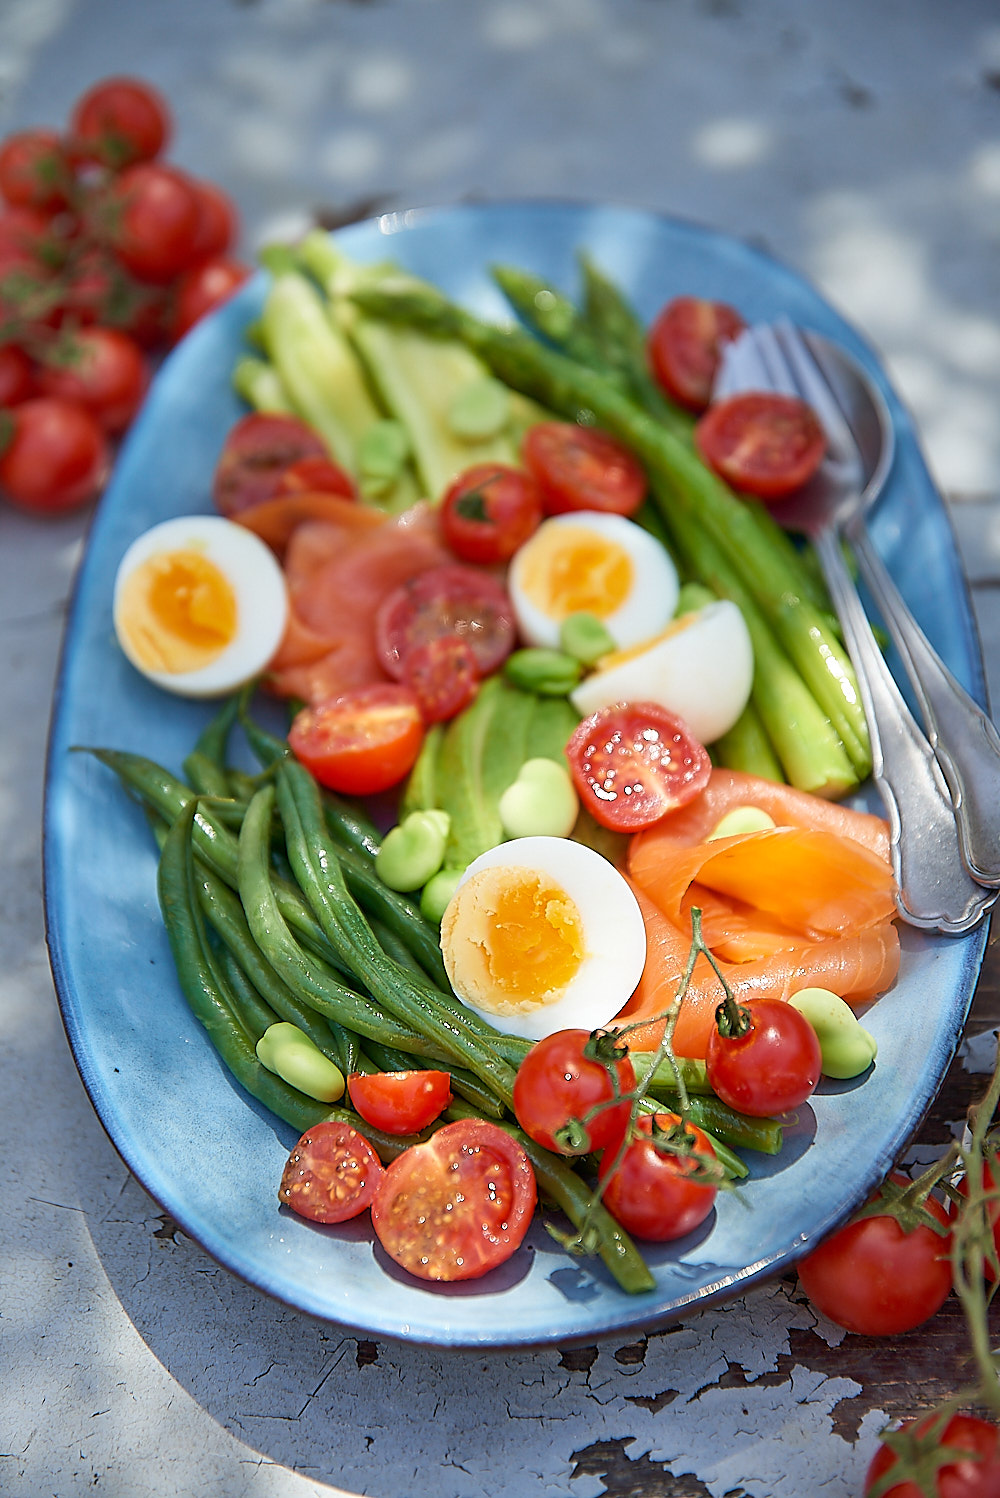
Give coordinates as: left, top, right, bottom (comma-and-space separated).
5, 2, 1000, 1494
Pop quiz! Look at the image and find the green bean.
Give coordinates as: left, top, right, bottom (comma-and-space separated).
274, 763, 519, 1105
157, 798, 329, 1135
194, 858, 346, 1064
336, 843, 450, 987
369, 916, 427, 978
183, 750, 232, 799
236, 784, 438, 1054
648, 1089, 784, 1155
192, 693, 241, 766
215, 944, 280, 1040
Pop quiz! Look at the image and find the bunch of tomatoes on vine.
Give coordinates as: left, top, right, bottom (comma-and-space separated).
0, 75, 250, 516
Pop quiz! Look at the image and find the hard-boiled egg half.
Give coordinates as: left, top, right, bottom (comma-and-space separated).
569, 598, 754, 744
113, 515, 288, 698
440, 836, 647, 1041
508, 511, 679, 651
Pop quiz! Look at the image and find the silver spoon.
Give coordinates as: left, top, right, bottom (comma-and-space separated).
716, 322, 995, 933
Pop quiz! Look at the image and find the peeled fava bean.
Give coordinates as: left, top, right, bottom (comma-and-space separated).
788, 987, 877, 1080
376, 809, 451, 892
256, 1022, 346, 1102
498, 757, 579, 839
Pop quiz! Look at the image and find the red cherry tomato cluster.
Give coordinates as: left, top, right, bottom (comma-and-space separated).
0, 75, 251, 515
280, 1110, 537, 1284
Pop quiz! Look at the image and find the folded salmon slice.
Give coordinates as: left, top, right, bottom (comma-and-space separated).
618, 769, 900, 1058
241, 500, 454, 704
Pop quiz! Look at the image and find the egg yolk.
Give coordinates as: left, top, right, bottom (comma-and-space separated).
118, 548, 238, 674
519, 525, 633, 621
441, 866, 587, 1017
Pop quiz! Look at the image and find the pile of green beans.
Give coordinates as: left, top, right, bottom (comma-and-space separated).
87, 697, 783, 1297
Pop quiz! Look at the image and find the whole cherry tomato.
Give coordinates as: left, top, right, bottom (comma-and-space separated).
440, 462, 542, 564
0, 345, 35, 406
212, 412, 329, 517
172, 256, 251, 341
104, 162, 201, 283
798, 1174, 953, 1336
864, 1412, 1000, 1497
0, 129, 71, 212
705, 996, 821, 1117
37, 326, 148, 434
512, 1028, 636, 1155
185, 178, 239, 262
598, 1112, 720, 1241
69, 77, 171, 169
0, 396, 108, 514
648, 295, 746, 411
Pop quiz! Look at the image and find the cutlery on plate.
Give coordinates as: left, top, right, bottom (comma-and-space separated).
715, 322, 995, 933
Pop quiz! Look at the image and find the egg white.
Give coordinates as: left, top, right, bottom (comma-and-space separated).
507, 511, 679, 651
569, 598, 754, 744
441, 835, 647, 1041
113, 514, 289, 698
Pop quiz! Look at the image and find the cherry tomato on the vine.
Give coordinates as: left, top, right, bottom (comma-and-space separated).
37, 326, 148, 434
288, 683, 424, 795
512, 1028, 636, 1155
598, 1112, 720, 1242
0, 345, 35, 406
0, 129, 72, 212
279, 1119, 384, 1224
440, 462, 543, 564
695, 391, 827, 501
347, 1071, 453, 1135
798, 1174, 953, 1336
185, 178, 238, 262
69, 77, 171, 170
171, 256, 251, 341
706, 997, 821, 1117
104, 162, 201, 284
371, 1118, 536, 1282
522, 421, 647, 517
0, 396, 108, 514
864, 1412, 1000, 1498
565, 702, 712, 833
647, 295, 746, 412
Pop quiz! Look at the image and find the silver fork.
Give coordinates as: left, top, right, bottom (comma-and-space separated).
716, 321, 994, 934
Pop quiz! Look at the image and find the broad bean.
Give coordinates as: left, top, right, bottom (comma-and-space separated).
256, 1021, 346, 1102
788, 987, 877, 1079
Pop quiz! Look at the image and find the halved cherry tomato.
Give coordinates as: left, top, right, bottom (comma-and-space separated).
565, 702, 711, 832
0, 130, 71, 212
0, 396, 108, 514
440, 462, 543, 564
37, 326, 148, 434
647, 295, 746, 411
279, 1119, 385, 1224
598, 1112, 720, 1241
69, 77, 171, 169
799, 1175, 952, 1336
706, 996, 821, 1117
522, 422, 647, 517
276, 454, 355, 500
288, 683, 424, 795
371, 1118, 536, 1281
401, 635, 479, 723
864, 1413, 1000, 1497
347, 1071, 453, 1135
512, 1028, 635, 1155
375, 563, 516, 680
695, 391, 826, 501
172, 256, 251, 341
212, 412, 329, 517
104, 162, 201, 283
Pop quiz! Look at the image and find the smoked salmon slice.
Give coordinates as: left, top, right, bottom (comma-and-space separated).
618, 769, 900, 1058
244, 501, 454, 704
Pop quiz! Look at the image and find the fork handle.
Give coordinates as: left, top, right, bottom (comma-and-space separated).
849, 522, 1000, 887
814, 530, 993, 932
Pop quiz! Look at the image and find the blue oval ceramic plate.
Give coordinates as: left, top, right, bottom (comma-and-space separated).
45, 202, 988, 1347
